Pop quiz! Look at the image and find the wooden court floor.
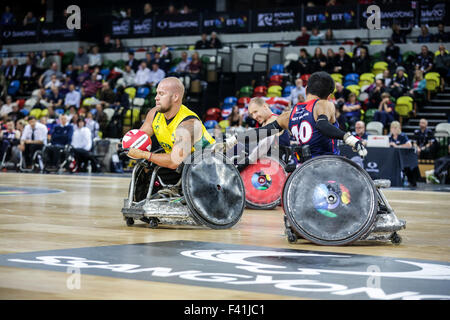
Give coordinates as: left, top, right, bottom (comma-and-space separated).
0, 172, 449, 300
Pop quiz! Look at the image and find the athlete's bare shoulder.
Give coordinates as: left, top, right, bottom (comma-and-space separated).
313, 100, 336, 122
140, 107, 161, 137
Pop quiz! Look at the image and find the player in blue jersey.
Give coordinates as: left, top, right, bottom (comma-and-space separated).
225, 71, 367, 159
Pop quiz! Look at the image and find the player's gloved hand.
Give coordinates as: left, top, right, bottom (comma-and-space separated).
225, 135, 238, 150
343, 132, 368, 158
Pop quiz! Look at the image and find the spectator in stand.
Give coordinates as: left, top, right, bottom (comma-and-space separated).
180, 4, 191, 14
0, 96, 16, 118
413, 118, 436, 160
209, 32, 223, 49
127, 51, 140, 72
426, 144, 450, 184
435, 23, 449, 43
417, 26, 433, 43
308, 28, 323, 46
353, 37, 369, 58
368, 79, 386, 109
354, 47, 371, 75
64, 84, 81, 109
82, 73, 102, 98
38, 62, 63, 88
113, 39, 124, 52
391, 23, 411, 44
310, 47, 327, 73
389, 121, 419, 187
334, 101, 347, 131
98, 82, 116, 108
135, 61, 151, 87
325, 49, 336, 73
63, 64, 77, 85
112, 85, 130, 110
297, 48, 311, 76
385, 39, 400, 73
334, 82, 351, 103
20, 56, 38, 91
1, 6, 15, 26
342, 92, 361, 129
143, 3, 153, 18
148, 62, 166, 87
85, 111, 100, 139
94, 104, 108, 135
19, 116, 48, 168
288, 78, 306, 106
389, 66, 409, 99
36, 51, 52, 73
117, 64, 136, 88
295, 26, 310, 46
352, 121, 368, 146
6, 103, 23, 123
195, 33, 210, 50
323, 29, 336, 45
0, 118, 21, 163
383, 69, 393, 87
88, 46, 102, 68
73, 47, 89, 71
175, 51, 190, 73
23, 11, 36, 26
71, 117, 102, 172
160, 44, 172, 64
373, 92, 396, 129
142, 52, 153, 67
187, 52, 202, 81
334, 47, 353, 75
228, 105, 242, 127
415, 45, 434, 74
149, 45, 158, 60
47, 86, 64, 117
44, 74, 62, 89
76, 64, 91, 86
4, 58, 19, 81
45, 114, 73, 168
435, 45, 450, 91
165, 4, 177, 15
408, 69, 426, 115
151, 52, 168, 72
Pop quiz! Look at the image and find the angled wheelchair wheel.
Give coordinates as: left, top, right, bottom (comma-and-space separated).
182, 151, 245, 229
283, 155, 378, 246
240, 156, 287, 210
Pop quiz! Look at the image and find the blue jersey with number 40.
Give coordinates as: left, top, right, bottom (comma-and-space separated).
288, 99, 340, 157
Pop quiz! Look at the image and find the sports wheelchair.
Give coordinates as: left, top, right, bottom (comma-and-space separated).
122, 146, 246, 229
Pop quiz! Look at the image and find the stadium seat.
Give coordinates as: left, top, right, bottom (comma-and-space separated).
267, 85, 282, 97
370, 39, 383, 45
253, 86, 267, 97
395, 96, 414, 117
372, 61, 388, 75
366, 121, 384, 135
123, 108, 141, 126
100, 68, 110, 78
284, 53, 299, 67
239, 86, 253, 98
345, 84, 361, 96
7, 80, 20, 96
283, 85, 296, 97
359, 79, 373, 87
114, 59, 126, 70
360, 73, 375, 82
102, 60, 115, 70
55, 108, 65, 116
270, 64, 284, 74
346, 52, 353, 58
331, 73, 343, 84
435, 123, 450, 137
402, 51, 417, 64
103, 108, 115, 122
435, 49, 450, 56
133, 98, 145, 107
136, 87, 150, 99
224, 96, 238, 106
62, 52, 75, 67
371, 51, 384, 63
344, 73, 359, 85
270, 74, 283, 85
124, 87, 136, 100
237, 97, 251, 108
204, 120, 218, 130
29, 108, 43, 119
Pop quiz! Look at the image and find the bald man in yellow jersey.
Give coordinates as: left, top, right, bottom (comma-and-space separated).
127, 77, 215, 169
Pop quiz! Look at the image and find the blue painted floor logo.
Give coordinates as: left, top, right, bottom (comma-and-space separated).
0, 186, 64, 196
0, 241, 449, 300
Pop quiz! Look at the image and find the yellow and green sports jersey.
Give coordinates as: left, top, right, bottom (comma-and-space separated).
152, 104, 215, 153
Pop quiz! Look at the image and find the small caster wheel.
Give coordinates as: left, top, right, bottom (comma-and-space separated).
125, 217, 134, 227
390, 232, 402, 245
148, 218, 158, 228
286, 228, 298, 243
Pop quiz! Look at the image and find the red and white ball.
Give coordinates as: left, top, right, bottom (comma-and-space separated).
122, 129, 152, 159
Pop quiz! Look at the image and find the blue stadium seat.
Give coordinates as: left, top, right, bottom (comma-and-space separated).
344, 73, 359, 85
7, 80, 20, 96
224, 96, 237, 106
283, 85, 295, 97
204, 120, 218, 129
270, 64, 284, 74
136, 87, 150, 98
